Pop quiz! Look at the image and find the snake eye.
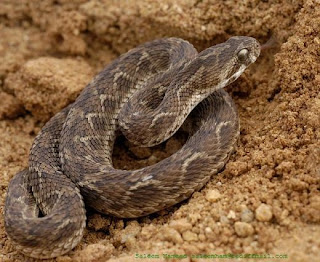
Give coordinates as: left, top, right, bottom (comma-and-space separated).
237, 48, 249, 62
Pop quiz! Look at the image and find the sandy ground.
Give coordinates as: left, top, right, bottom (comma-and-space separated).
0, 0, 319, 261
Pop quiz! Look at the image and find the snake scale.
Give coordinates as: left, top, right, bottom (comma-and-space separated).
4, 36, 260, 258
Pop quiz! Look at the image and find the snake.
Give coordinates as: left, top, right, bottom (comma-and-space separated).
4, 36, 260, 259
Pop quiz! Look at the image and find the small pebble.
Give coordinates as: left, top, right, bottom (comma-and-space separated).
204, 227, 212, 234
255, 204, 273, 222
121, 221, 141, 243
169, 218, 192, 233
241, 208, 254, 222
161, 227, 183, 244
234, 222, 254, 237
220, 215, 229, 224
205, 189, 221, 202
227, 210, 236, 219
182, 230, 198, 241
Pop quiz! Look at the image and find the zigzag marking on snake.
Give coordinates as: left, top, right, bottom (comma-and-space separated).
5, 36, 260, 259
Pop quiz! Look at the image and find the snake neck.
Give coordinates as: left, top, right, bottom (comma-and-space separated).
117, 40, 257, 147
118, 61, 245, 147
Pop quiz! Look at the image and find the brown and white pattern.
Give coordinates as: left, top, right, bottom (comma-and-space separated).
4, 37, 260, 258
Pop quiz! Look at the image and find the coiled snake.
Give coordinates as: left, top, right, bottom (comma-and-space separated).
4, 36, 260, 258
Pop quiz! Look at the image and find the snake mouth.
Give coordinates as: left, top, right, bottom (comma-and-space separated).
229, 64, 247, 85
249, 52, 259, 64
250, 41, 261, 64
217, 64, 247, 90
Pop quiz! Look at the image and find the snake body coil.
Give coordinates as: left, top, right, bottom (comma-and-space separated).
5, 37, 260, 258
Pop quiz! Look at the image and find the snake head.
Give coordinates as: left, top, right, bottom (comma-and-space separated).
196, 36, 261, 89
226, 36, 261, 66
